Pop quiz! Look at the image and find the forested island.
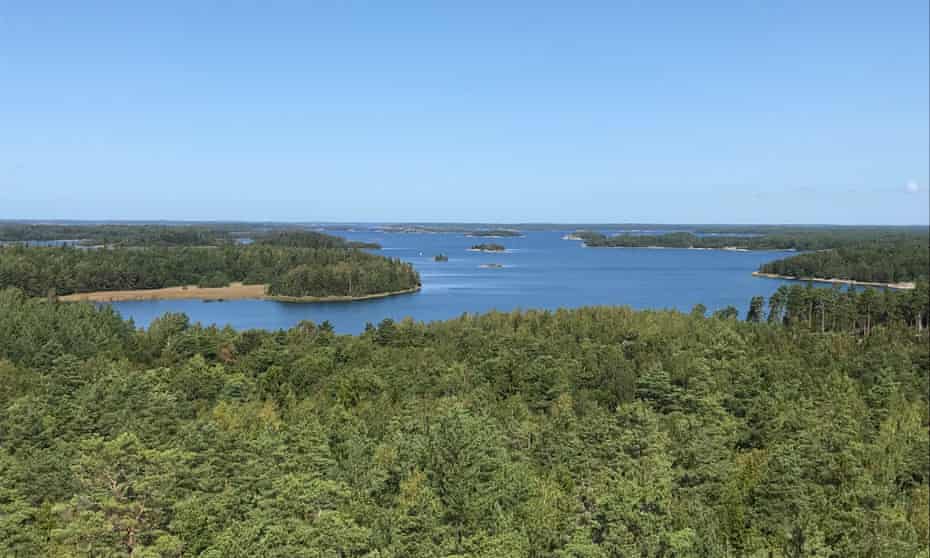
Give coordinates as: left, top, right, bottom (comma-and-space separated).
0, 223, 381, 250
0, 283, 926, 556
0, 227, 418, 301
466, 229, 523, 238
469, 243, 506, 252
575, 227, 928, 251
577, 227, 930, 287
757, 239, 929, 286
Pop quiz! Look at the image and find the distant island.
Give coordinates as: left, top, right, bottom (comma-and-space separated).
568, 227, 930, 288
574, 228, 927, 252
434, 253, 449, 262
465, 229, 523, 238
469, 243, 506, 252
372, 224, 528, 236
0, 222, 383, 250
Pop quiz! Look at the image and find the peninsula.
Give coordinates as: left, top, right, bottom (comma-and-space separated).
57, 283, 422, 303
1, 225, 420, 301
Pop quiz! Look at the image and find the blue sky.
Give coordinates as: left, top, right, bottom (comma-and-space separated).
1, 1, 927, 224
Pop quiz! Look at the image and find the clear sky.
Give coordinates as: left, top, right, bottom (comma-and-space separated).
1, 1, 928, 224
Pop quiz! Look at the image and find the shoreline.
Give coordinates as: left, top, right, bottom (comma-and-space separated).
582, 243, 780, 252
58, 282, 422, 303
464, 234, 523, 239
752, 271, 916, 290
268, 285, 421, 303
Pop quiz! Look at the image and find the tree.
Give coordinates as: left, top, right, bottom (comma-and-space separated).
746, 296, 765, 323
51, 433, 189, 556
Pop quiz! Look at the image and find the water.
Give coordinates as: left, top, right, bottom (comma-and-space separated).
110, 229, 813, 333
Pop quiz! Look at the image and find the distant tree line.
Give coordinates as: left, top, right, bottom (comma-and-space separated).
0, 223, 242, 246
466, 230, 523, 237
758, 240, 929, 283
0, 223, 381, 249
579, 229, 929, 285
577, 228, 929, 251
0, 244, 418, 298
256, 230, 381, 250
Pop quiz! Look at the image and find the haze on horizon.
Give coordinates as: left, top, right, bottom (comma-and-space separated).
1, 1, 928, 225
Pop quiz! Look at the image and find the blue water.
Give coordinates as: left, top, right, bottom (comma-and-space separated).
110, 230, 808, 333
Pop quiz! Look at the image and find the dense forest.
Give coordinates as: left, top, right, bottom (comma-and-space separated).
577, 229, 929, 251
0, 286, 926, 557
256, 230, 381, 250
0, 223, 380, 250
0, 244, 418, 299
758, 240, 929, 284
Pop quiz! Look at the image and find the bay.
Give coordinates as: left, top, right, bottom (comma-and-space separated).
109, 229, 815, 333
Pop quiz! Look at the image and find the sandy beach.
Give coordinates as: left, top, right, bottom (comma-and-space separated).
59, 283, 422, 303
752, 272, 916, 290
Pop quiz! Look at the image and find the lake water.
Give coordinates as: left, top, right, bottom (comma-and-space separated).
110, 229, 808, 333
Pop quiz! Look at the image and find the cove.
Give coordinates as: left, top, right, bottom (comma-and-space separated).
108, 229, 819, 334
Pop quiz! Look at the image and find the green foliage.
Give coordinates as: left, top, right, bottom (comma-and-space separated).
757, 282, 929, 334
578, 227, 929, 251
759, 239, 929, 283
0, 243, 419, 298
255, 229, 381, 250
467, 230, 523, 238
0, 290, 927, 556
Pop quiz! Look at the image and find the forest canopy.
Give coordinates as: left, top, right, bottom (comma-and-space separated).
576, 227, 929, 251
0, 244, 418, 299
758, 239, 929, 283
0, 286, 926, 557
0, 223, 380, 249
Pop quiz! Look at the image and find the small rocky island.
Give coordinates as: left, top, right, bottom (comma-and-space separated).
469, 243, 506, 252
434, 253, 449, 262
466, 229, 522, 238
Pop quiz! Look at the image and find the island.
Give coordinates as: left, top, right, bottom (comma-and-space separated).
469, 243, 506, 252
753, 239, 927, 289
0, 222, 386, 250
57, 282, 422, 303
575, 227, 928, 251
0, 225, 420, 302
465, 229, 523, 238
434, 253, 449, 262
